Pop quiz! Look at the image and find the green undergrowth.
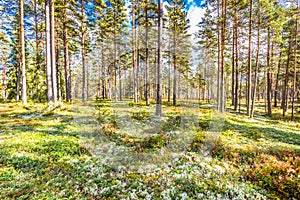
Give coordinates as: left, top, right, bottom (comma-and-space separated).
0, 100, 299, 199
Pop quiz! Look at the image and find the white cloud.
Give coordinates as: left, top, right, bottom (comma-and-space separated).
187, 5, 205, 35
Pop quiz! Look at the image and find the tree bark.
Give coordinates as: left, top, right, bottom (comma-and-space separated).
56, 48, 62, 101
34, 0, 41, 101
220, 0, 226, 113
173, 56, 177, 106
250, 4, 260, 118
20, 0, 27, 105
274, 49, 282, 107
266, 26, 272, 116
234, 6, 239, 111
16, 34, 21, 102
172, 23, 177, 106
50, 0, 57, 103
132, 0, 138, 103
156, 0, 163, 116
145, 3, 150, 106
2, 52, 6, 100
291, 2, 298, 120
81, 0, 87, 102
102, 41, 106, 99
114, 16, 117, 102
168, 26, 171, 103
246, 0, 252, 116
282, 40, 292, 117
63, 0, 71, 102
231, 25, 235, 106
217, 0, 221, 110
118, 45, 122, 101
45, 0, 53, 103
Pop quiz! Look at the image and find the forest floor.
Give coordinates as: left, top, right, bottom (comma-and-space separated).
0, 99, 299, 199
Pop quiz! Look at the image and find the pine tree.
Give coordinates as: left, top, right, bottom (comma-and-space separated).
166, 0, 190, 106
156, 0, 163, 116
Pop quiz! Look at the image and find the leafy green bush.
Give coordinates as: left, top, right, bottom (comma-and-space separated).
211, 137, 228, 159
198, 120, 210, 130
190, 131, 206, 152
130, 109, 150, 120
140, 134, 167, 150
96, 108, 112, 123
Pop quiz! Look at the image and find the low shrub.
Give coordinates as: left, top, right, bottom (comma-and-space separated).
190, 131, 206, 152
244, 154, 300, 199
96, 108, 112, 123
102, 122, 117, 136
140, 134, 167, 149
162, 115, 182, 131
130, 109, 150, 120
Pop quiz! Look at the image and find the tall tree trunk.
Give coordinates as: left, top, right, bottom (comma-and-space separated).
173, 25, 177, 106
173, 57, 177, 106
220, 0, 226, 113
156, 0, 163, 116
250, 4, 260, 118
231, 26, 235, 106
282, 40, 292, 117
145, 4, 150, 106
81, 0, 87, 102
239, 72, 242, 113
178, 73, 180, 100
118, 45, 122, 101
34, 0, 41, 101
217, 0, 221, 110
264, 68, 267, 113
16, 35, 21, 102
108, 67, 111, 99
234, 6, 239, 111
45, 0, 53, 103
168, 27, 171, 103
2, 53, 6, 100
207, 57, 211, 102
63, 0, 71, 102
50, 0, 57, 103
274, 49, 282, 107
20, 0, 27, 105
132, 0, 138, 103
246, 0, 253, 116
266, 26, 272, 116
291, 2, 298, 120
114, 19, 117, 102
137, 22, 141, 101
102, 41, 106, 99
56, 48, 62, 101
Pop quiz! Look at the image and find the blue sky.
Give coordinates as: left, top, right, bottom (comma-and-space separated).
123, 0, 205, 34
183, 0, 205, 34
183, 0, 203, 9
